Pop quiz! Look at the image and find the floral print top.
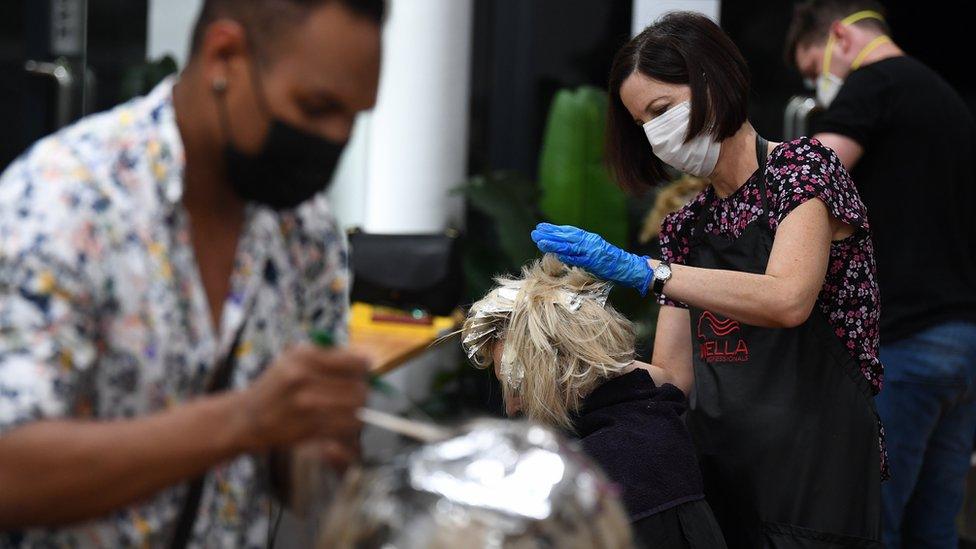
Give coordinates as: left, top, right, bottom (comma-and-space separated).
658, 137, 883, 395
0, 78, 349, 547
658, 138, 889, 479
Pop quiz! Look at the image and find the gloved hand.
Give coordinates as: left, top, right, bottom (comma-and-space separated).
531, 223, 654, 295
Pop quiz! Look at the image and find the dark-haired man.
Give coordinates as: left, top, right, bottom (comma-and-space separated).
787, 2, 976, 547
0, 0, 383, 545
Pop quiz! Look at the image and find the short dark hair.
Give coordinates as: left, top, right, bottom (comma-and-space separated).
606, 12, 750, 192
784, 0, 889, 68
189, 0, 385, 61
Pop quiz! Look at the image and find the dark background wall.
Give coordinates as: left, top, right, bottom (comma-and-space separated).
468, 0, 633, 178
0, 0, 147, 170
87, 0, 150, 111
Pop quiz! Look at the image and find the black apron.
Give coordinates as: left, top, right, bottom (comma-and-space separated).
683, 136, 882, 548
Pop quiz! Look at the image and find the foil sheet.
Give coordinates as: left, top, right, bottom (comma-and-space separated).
317, 419, 634, 549
461, 280, 614, 389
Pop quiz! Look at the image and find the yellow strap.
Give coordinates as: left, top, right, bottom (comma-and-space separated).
822, 10, 888, 75
841, 9, 885, 26
852, 35, 891, 69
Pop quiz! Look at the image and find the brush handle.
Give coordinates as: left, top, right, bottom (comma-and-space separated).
356, 407, 451, 443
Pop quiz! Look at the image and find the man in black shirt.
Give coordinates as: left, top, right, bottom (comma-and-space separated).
787, 1, 976, 547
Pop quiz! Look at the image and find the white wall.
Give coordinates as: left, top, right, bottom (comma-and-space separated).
632, 0, 720, 35
326, 114, 372, 232
352, 0, 474, 453
362, 0, 473, 233
147, 0, 203, 67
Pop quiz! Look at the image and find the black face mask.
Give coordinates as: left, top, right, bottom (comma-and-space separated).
215, 64, 346, 210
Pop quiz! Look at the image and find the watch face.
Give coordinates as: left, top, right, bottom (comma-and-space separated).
656, 264, 672, 280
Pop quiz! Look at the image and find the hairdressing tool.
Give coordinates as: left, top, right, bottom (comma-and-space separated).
309, 329, 443, 438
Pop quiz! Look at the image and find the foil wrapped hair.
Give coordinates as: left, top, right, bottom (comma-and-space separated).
459, 255, 636, 430
316, 419, 634, 548
461, 275, 613, 389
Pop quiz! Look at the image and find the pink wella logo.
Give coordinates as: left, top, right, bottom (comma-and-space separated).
697, 311, 749, 363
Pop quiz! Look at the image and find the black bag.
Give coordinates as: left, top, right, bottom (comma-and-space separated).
347, 228, 463, 317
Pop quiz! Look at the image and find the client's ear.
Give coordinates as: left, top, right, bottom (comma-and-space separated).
491, 340, 505, 370
490, 340, 523, 416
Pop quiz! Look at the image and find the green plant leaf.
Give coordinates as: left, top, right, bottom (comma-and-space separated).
454, 172, 541, 270
538, 87, 628, 248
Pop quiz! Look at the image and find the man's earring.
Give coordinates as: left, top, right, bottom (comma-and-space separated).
212, 77, 227, 94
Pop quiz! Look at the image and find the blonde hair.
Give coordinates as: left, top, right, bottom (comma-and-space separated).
639, 174, 709, 243
461, 255, 636, 430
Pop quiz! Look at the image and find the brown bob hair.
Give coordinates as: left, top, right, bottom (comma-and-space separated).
606, 12, 750, 192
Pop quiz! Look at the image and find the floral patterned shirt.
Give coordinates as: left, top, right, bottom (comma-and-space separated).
658, 138, 889, 479
658, 137, 883, 394
0, 78, 349, 547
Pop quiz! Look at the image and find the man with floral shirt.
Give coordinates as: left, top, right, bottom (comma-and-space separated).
0, 0, 383, 546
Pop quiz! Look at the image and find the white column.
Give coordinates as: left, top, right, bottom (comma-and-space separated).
326, 113, 372, 231
362, 0, 474, 234
147, 0, 203, 67
347, 1, 474, 460
632, 0, 720, 35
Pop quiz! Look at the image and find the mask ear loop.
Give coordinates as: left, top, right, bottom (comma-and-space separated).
822, 33, 837, 80
851, 35, 891, 70
211, 74, 241, 152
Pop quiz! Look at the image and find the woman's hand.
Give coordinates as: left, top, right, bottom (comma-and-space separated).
531, 223, 654, 295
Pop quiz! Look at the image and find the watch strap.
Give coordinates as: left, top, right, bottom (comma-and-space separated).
652, 262, 671, 296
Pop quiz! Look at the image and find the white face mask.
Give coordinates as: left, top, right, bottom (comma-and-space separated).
816, 71, 845, 108
643, 101, 721, 178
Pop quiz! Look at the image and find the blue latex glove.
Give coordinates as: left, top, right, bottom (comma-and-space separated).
531, 223, 654, 295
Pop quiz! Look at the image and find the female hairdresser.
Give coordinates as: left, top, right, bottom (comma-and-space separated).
531, 12, 884, 548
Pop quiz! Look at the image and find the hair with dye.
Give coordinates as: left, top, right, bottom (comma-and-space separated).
461, 255, 636, 430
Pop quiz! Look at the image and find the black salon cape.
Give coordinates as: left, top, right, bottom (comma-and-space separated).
571, 369, 726, 549
571, 369, 703, 517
